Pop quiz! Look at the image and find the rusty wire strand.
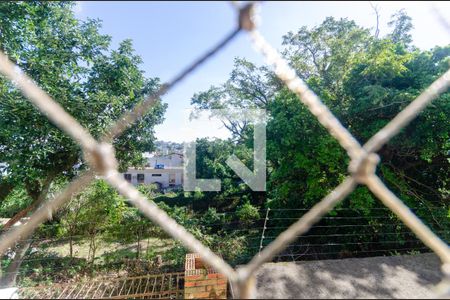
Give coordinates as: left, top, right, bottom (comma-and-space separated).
103, 27, 241, 141
365, 175, 450, 264
243, 2, 450, 298
247, 30, 364, 160
104, 171, 238, 281
0, 2, 449, 299
0, 52, 98, 152
0, 14, 243, 288
0, 171, 95, 256
430, 3, 450, 38
362, 68, 450, 154
242, 177, 357, 277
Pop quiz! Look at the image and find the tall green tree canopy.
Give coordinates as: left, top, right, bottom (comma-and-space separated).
191, 12, 449, 225
0, 2, 166, 209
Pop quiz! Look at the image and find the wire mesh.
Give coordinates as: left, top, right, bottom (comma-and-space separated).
0, 2, 449, 298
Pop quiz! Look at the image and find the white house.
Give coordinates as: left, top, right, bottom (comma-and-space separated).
122, 154, 184, 189
146, 153, 183, 168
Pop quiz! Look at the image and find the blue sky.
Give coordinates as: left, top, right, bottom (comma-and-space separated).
74, 1, 450, 143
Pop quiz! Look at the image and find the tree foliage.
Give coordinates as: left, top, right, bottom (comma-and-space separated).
190, 11, 450, 259
0, 1, 166, 210
1, 4, 449, 283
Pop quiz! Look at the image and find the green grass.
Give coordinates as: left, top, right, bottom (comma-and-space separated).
37, 236, 176, 263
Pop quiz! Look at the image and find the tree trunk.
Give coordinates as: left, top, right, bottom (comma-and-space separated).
89, 232, 97, 266
69, 238, 73, 259
136, 234, 141, 259
146, 237, 150, 257
1, 176, 53, 287
68, 223, 77, 260
91, 241, 96, 266
3, 206, 37, 229
0, 240, 32, 288
4, 177, 53, 229
0, 181, 14, 204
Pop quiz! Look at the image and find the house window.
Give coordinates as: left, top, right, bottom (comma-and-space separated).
137, 174, 145, 183
124, 174, 131, 182
152, 174, 162, 177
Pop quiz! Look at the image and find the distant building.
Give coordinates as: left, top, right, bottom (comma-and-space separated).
146, 153, 183, 168
122, 153, 183, 190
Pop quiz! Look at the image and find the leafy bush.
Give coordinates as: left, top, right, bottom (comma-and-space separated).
236, 202, 260, 225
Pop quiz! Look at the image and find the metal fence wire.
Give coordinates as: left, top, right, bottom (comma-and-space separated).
0, 2, 449, 298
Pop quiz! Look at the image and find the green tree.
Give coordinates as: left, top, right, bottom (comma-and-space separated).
67, 180, 125, 265
0, 2, 166, 286
0, 1, 166, 215
191, 58, 276, 140
236, 201, 260, 225
387, 9, 413, 47
282, 17, 372, 102
190, 10, 449, 260
344, 42, 450, 219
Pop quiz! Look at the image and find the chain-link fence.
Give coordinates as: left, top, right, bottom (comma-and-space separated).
0, 2, 449, 298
